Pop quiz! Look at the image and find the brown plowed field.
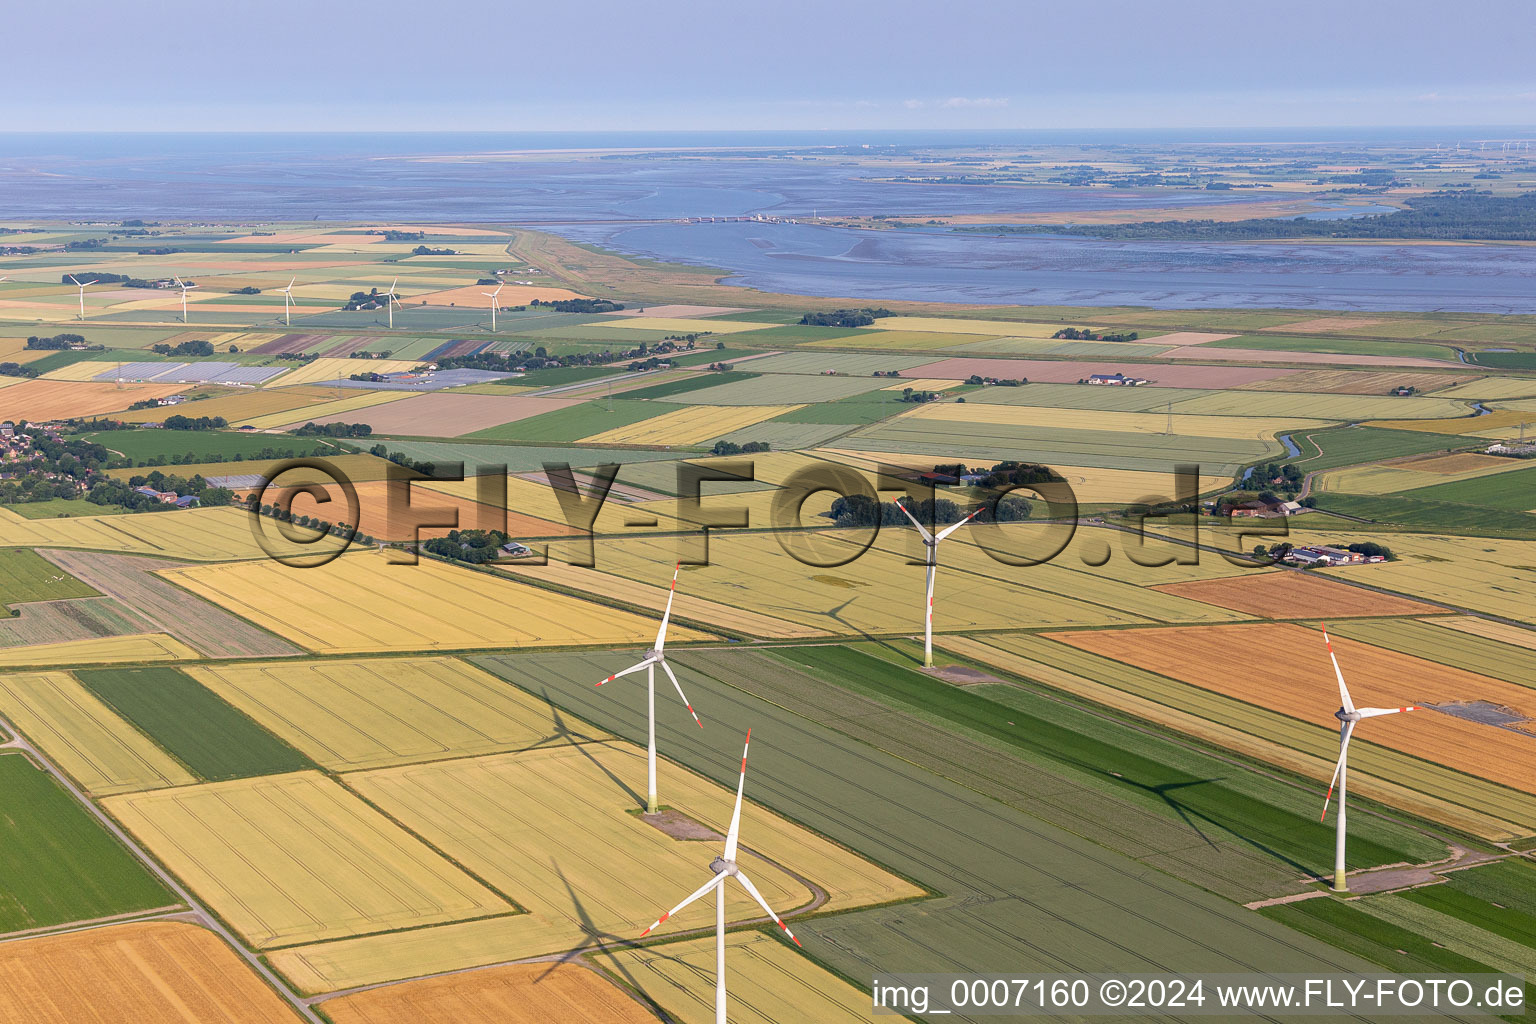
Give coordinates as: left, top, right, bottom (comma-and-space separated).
0, 920, 300, 1023
1150, 572, 1444, 619
902, 358, 1292, 388
1048, 622, 1536, 795
320, 963, 653, 1024
299, 393, 581, 438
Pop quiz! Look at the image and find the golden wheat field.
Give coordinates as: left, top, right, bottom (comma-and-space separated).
1, 379, 188, 420
0, 505, 347, 563
577, 404, 802, 445
897, 401, 1335, 440
0, 921, 301, 1024
264, 357, 424, 388
271, 741, 919, 993
159, 549, 709, 654
105, 771, 511, 948
593, 931, 873, 1024
0, 670, 196, 794
318, 962, 654, 1024
187, 657, 614, 771
0, 632, 198, 669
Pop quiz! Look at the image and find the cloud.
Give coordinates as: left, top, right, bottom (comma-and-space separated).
904, 96, 1009, 110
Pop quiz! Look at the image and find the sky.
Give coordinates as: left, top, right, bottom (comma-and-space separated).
3, 0, 1534, 132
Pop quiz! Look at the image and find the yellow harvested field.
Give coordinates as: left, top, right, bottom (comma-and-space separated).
1316, 453, 1526, 495
273, 741, 917, 993
1425, 615, 1536, 651
594, 316, 772, 334
259, 476, 577, 542
160, 549, 711, 654
595, 932, 873, 1024
188, 657, 613, 771
900, 401, 1335, 440
320, 963, 653, 1024
940, 634, 1536, 840
0, 921, 302, 1024
532, 526, 1255, 639
1435, 376, 1536, 400
0, 504, 346, 562
105, 771, 510, 948
266, 357, 423, 389
862, 316, 1067, 337
420, 473, 690, 535
1150, 571, 1444, 618
1366, 408, 1536, 435
499, 560, 825, 639
880, 377, 962, 391
0, 632, 198, 670
0, 671, 196, 794
1286, 530, 1536, 624
40, 361, 119, 382
1, 379, 187, 420
1238, 370, 1468, 395
109, 385, 370, 425
1049, 623, 1536, 796
578, 404, 801, 445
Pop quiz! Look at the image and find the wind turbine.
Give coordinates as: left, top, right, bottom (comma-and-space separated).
383, 278, 401, 328
68, 275, 96, 320
596, 563, 702, 814
173, 276, 196, 323
483, 281, 504, 332
280, 277, 297, 326
640, 730, 804, 1024
894, 498, 982, 667
1318, 623, 1420, 892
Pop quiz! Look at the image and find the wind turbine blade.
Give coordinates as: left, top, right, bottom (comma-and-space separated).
723, 729, 751, 861
640, 871, 726, 937
659, 659, 702, 729
733, 869, 801, 946
596, 658, 652, 687
1320, 623, 1355, 713
655, 563, 681, 651
68, 275, 81, 286
1356, 705, 1421, 718
893, 499, 934, 544
934, 506, 983, 543
1320, 721, 1354, 821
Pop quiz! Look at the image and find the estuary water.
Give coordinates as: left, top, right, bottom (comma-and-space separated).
3, 131, 1533, 311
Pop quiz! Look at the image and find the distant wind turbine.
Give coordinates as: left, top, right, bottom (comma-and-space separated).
596, 564, 701, 813
483, 281, 504, 332
174, 276, 197, 323
640, 730, 804, 1024
1319, 623, 1420, 891
68, 275, 96, 320
280, 277, 297, 326
895, 498, 981, 667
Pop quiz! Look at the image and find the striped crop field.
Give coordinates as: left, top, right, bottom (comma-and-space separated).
188, 656, 613, 771
0, 671, 197, 794
1046, 623, 1536, 797
577, 404, 801, 445
0, 632, 198, 670
160, 550, 710, 655
0, 505, 348, 563
320, 963, 654, 1024
939, 634, 1536, 840
105, 771, 510, 948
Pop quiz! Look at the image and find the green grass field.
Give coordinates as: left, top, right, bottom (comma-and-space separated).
773, 392, 915, 425
81, 429, 334, 465
1260, 898, 1498, 974
669, 347, 755, 366
0, 753, 172, 932
74, 667, 315, 782
0, 549, 99, 613
1472, 351, 1536, 370
464, 399, 684, 443
1205, 335, 1460, 361
1401, 862, 1536, 947
1283, 426, 1473, 472
1310, 492, 1536, 539
1397, 462, 1536, 510
674, 372, 888, 406
619, 370, 759, 400
504, 365, 628, 387
1, 499, 128, 519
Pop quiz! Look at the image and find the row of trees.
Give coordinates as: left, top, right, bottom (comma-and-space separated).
829, 494, 1033, 528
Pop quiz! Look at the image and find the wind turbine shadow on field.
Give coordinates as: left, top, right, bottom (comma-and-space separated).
1096, 769, 1321, 880
817, 595, 914, 665
531, 687, 646, 811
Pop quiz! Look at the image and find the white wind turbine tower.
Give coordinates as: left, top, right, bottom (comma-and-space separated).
596, 563, 703, 813
483, 281, 504, 332
279, 277, 297, 326
383, 278, 402, 328
174, 276, 196, 323
1318, 623, 1420, 892
895, 498, 982, 667
68, 275, 96, 320
640, 730, 803, 1024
